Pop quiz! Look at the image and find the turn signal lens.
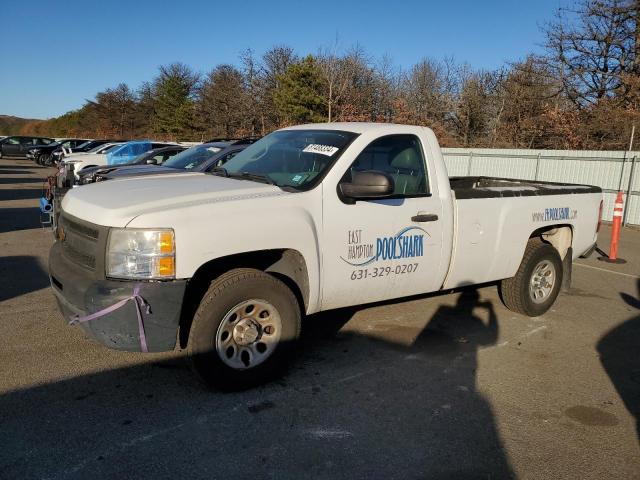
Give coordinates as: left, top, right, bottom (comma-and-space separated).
160, 231, 175, 254
158, 257, 175, 276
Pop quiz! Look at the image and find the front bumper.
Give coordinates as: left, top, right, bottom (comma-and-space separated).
49, 240, 187, 352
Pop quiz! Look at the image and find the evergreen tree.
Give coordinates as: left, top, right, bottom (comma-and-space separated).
273, 56, 326, 124
152, 63, 199, 140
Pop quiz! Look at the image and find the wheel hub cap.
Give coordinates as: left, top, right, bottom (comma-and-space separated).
215, 299, 282, 370
529, 260, 556, 304
232, 318, 261, 346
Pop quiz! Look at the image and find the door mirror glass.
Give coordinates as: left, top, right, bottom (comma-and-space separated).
339, 170, 395, 200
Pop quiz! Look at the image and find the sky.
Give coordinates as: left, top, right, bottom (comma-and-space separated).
0, 0, 565, 119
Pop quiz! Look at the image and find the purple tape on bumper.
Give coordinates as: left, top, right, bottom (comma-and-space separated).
68, 285, 151, 353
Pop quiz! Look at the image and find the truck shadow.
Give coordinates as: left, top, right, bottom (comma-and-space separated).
0, 207, 43, 233
0, 285, 514, 479
0, 169, 34, 175
0, 177, 44, 184
0, 255, 50, 302
597, 279, 640, 444
0, 162, 44, 175
0, 188, 43, 201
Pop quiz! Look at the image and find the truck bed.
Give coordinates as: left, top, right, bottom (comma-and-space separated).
443, 176, 602, 289
450, 176, 601, 199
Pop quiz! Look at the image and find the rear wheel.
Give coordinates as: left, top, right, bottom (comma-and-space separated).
499, 240, 563, 317
187, 268, 301, 390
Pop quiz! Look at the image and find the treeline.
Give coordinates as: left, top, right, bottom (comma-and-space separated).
21, 0, 640, 149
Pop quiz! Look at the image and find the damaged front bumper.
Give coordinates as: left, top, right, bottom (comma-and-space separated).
49, 240, 187, 352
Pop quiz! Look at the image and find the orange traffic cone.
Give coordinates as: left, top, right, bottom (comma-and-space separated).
598, 191, 627, 264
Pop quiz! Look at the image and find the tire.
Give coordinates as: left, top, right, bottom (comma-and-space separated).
499, 239, 563, 317
187, 268, 301, 390
38, 154, 50, 166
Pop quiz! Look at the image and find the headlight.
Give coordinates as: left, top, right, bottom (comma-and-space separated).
107, 229, 175, 279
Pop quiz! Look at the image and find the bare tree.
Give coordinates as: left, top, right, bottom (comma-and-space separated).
317, 38, 350, 122
198, 65, 248, 138
87, 83, 137, 137
260, 45, 299, 129
402, 58, 454, 126
372, 54, 400, 122
451, 68, 493, 147
544, 0, 639, 105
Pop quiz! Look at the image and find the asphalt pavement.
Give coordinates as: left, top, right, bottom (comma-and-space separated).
0, 157, 638, 479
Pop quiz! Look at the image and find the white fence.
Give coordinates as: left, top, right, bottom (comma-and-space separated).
441, 148, 640, 226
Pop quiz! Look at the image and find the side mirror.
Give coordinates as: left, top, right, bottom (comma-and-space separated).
146, 158, 158, 165
339, 170, 395, 200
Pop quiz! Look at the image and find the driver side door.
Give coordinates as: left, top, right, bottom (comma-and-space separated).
321, 134, 444, 310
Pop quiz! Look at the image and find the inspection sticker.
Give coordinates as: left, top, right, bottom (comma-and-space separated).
303, 144, 339, 156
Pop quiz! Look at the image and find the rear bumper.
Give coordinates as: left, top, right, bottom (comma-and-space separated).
49, 241, 187, 352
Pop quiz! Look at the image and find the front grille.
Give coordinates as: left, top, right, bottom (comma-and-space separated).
63, 216, 99, 240
59, 213, 102, 271
63, 244, 97, 269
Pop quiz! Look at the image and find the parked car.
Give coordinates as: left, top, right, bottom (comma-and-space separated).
0, 135, 54, 158
49, 123, 603, 389
27, 138, 90, 165
50, 139, 123, 164
75, 146, 187, 183
76, 139, 254, 184
61, 141, 177, 176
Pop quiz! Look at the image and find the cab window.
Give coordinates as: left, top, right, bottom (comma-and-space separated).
346, 135, 428, 196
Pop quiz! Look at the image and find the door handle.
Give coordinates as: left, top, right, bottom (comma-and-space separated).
411, 213, 439, 222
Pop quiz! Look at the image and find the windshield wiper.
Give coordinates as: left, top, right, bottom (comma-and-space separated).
228, 171, 275, 185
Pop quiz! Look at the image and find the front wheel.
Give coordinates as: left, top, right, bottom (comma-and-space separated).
38, 153, 50, 166
499, 240, 563, 317
187, 268, 301, 390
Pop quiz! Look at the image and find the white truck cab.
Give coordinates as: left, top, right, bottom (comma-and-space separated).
49, 123, 603, 389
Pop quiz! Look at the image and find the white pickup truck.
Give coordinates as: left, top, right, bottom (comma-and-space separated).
49, 123, 603, 389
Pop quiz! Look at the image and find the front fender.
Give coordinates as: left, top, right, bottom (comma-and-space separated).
126, 189, 323, 313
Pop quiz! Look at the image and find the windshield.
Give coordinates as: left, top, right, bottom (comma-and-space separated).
97, 144, 121, 153
163, 145, 223, 170
88, 144, 109, 153
75, 141, 91, 149
220, 129, 358, 189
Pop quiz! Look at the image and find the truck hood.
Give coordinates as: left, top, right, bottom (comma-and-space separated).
77, 164, 179, 181
61, 172, 287, 227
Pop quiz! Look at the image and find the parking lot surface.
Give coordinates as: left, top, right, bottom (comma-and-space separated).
0, 157, 638, 479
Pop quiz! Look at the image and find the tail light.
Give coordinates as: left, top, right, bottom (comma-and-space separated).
597, 200, 603, 232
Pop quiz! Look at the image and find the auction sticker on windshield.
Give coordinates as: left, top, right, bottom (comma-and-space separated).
303, 144, 339, 156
